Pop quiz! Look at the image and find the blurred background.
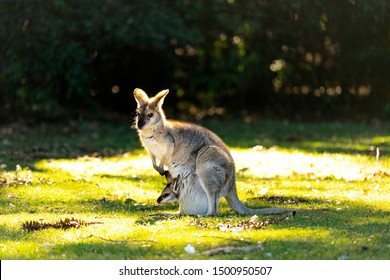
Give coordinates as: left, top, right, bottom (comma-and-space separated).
1, 0, 389, 122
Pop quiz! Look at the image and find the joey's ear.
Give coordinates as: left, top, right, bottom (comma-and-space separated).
152, 89, 169, 108
133, 88, 149, 106
172, 175, 180, 193
164, 170, 172, 183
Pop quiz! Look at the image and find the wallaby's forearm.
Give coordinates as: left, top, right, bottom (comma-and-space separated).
151, 155, 165, 175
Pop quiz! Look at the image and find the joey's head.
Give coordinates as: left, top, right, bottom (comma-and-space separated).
157, 172, 181, 204
133, 88, 169, 130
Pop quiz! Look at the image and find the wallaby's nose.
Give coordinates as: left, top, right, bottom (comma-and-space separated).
157, 196, 162, 203
137, 118, 145, 129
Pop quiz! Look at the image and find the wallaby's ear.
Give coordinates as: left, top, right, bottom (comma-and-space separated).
133, 88, 149, 106
152, 89, 169, 108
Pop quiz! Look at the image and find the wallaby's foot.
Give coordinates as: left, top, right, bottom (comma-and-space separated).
206, 210, 219, 216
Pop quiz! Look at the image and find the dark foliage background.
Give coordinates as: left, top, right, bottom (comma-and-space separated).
1, 0, 389, 121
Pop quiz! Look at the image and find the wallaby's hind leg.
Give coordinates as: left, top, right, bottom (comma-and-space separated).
196, 146, 231, 216
197, 173, 221, 216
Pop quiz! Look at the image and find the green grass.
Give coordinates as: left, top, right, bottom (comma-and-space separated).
0, 118, 389, 259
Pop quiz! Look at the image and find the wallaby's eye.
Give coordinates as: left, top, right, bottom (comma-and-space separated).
162, 193, 169, 198
147, 113, 153, 118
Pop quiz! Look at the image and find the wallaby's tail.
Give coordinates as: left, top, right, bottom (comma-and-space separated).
226, 174, 290, 215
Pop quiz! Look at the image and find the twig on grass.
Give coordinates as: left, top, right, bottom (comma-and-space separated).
198, 235, 253, 244
81, 234, 157, 244
201, 244, 264, 256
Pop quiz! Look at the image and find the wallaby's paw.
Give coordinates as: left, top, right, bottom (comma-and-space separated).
155, 166, 166, 175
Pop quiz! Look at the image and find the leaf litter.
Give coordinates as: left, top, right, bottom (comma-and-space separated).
0, 165, 33, 187
199, 213, 295, 256
217, 212, 295, 232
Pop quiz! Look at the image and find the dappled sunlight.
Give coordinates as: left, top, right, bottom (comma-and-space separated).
2, 129, 390, 259
2, 117, 390, 260
39, 154, 163, 204
38, 147, 390, 207
0, 213, 138, 259
232, 148, 379, 181
42, 147, 383, 182
96, 178, 159, 204
37, 148, 390, 214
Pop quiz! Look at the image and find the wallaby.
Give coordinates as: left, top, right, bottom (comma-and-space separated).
133, 88, 289, 216
157, 171, 209, 216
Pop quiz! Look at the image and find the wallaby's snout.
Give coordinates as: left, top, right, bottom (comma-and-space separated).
157, 181, 175, 204
135, 107, 153, 130
137, 116, 145, 129
157, 183, 172, 203
156, 193, 165, 203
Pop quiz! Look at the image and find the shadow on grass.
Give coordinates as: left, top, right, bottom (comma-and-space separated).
94, 197, 178, 215
48, 241, 171, 260
99, 174, 143, 181
203, 119, 390, 156
0, 120, 141, 171
259, 239, 383, 260
0, 195, 174, 217
247, 195, 325, 206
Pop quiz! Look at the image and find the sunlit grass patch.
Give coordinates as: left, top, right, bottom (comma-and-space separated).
44, 153, 152, 178
0, 119, 389, 259
233, 148, 379, 180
